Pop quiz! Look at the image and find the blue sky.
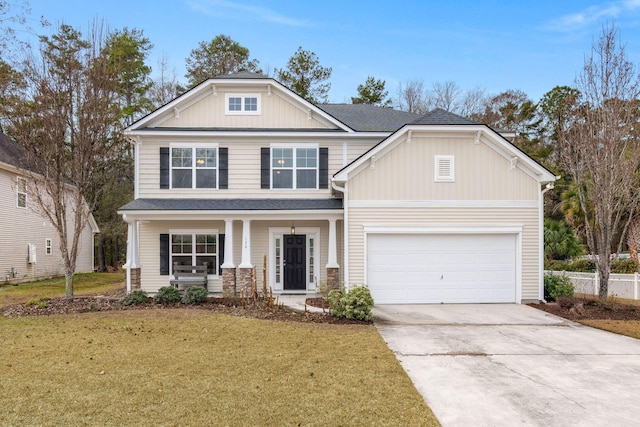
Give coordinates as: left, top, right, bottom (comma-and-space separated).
19, 0, 640, 104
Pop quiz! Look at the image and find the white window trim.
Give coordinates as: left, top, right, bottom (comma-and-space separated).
168, 229, 220, 277
45, 238, 52, 255
169, 144, 219, 190
225, 93, 261, 115
434, 155, 455, 182
270, 144, 320, 190
268, 227, 320, 291
17, 177, 27, 208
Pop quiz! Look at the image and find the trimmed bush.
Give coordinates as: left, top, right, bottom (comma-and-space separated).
544, 259, 569, 271
611, 258, 638, 274
182, 286, 208, 304
544, 274, 574, 301
327, 286, 374, 321
122, 290, 149, 306
155, 286, 181, 305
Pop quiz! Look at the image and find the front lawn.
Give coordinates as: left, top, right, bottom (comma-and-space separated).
0, 272, 125, 308
0, 310, 439, 426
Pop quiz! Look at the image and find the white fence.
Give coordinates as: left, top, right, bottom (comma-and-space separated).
545, 270, 640, 300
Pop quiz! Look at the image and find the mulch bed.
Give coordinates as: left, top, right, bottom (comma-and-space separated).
528, 297, 640, 321
1, 293, 364, 324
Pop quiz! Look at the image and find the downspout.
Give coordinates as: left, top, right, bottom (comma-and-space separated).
332, 180, 348, 291
539, 181, 555, 302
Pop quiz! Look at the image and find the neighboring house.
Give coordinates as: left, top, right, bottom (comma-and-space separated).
0, 133, 99, 284
118, 71, 556, 304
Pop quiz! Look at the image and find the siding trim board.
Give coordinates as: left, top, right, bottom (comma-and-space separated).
350, 200, 538, 208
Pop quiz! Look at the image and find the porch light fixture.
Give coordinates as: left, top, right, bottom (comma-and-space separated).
291, 223, 296, 235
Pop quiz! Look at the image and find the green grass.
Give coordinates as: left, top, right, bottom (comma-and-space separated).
0, 271, 125, 308
0, 310, 440, 426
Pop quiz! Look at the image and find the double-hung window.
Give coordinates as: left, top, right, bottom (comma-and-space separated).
171, 232, 217, 275
45, 238, 52, 255
225, 94, 260, 115
171, 147, 217, 189
272, 147, 318, 189
17, 177, 26, 208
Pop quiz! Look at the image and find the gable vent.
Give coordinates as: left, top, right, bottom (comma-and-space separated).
435, 155, 455, 182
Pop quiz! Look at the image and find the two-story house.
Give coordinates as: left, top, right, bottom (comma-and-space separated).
119, 71, 556, 304
0, 133, 99, 284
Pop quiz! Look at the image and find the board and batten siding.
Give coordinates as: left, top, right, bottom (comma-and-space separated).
346, 207, 540, 301
348, 136, 539, 201
0, 168, 94, 283
137, 138, 379, 199
158, 87, 334, 129
138, 219, 342, 294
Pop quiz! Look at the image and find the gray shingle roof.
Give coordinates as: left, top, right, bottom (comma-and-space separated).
0, 133, 32, 170
411, 108, 479, 125
119, 198, 343, 211
219, 70, 269, 79
318, 104, 421, 132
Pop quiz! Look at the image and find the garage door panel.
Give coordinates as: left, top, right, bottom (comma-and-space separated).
367, 233, 517, 304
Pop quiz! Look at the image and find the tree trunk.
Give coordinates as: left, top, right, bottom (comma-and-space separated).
597, 267, 609, 301
65, 272, 74, 300
97, 236, 107, 272
112, 238, 119, 271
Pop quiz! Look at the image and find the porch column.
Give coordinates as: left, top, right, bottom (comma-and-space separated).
122, 215, 141, 293
238, 219, 254, 295
221, 219, 236, 298
326, 218, 340, 291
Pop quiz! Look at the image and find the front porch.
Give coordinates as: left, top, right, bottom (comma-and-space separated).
120, 201, 343, 296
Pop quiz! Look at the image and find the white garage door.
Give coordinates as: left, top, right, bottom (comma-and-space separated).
367, 233, 517, 304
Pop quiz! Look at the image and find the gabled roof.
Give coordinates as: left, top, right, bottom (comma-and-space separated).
0, 133, 32, 171
318, 104, 421, 132
333, 109, 557, 185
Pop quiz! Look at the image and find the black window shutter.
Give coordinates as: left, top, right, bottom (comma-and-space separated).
261, 147, 270, 189
160, 234, 169, 275
160, 147, 170, 189
319, 147, 329, 189
219, 147, 228, 189
218, 234, 225, 275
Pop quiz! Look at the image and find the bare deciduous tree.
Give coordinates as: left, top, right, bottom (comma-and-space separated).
556, 24, 640, 300
149, 54, 180, 108
396, 79, 428, 113
3, 23, 122, 299
430, 81, 462, 112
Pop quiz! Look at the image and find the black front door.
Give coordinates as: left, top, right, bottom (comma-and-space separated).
284, 234, 306, 290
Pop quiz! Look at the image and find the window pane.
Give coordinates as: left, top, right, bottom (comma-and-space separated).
172, 169, 192, 188
17, 193, 26, 208
196, 256, 216, 274
195, 234, 216, 254
296, 170, 316, 188
229, 97, 242, 111
17, 178, 26, 192
172, 148, 192, 167
273, 169, 293, 188
272, 148, 293, 168
196, 148, 216, 168
244, 97, 257, 111
172, 235, 192, 254
196, 169, 216, 188
296, 148, 317, 168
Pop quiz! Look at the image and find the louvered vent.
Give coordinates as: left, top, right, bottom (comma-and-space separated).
434, 155, 454, 182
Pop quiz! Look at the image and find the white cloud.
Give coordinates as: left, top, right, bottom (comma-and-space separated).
187, 0, 309, 27
544, 0, 640, 32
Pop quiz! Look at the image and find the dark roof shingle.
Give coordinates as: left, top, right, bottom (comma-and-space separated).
411, 108, 478, 125
318, 104, 421, 132
119, 198, 343, 211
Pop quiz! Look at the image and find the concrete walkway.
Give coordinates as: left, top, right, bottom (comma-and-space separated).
374, 304, 640, 427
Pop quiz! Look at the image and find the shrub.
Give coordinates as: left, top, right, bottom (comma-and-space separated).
122, 290, 149, 306
544, 274, 574, 301
544, 259, 569, 271
155, 286, 181, 305
327, 286, 374, 321
611, 258, 639, 274
182, 286, 208, 304
567, 258, 596, 272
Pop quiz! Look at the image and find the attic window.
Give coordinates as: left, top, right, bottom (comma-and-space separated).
434, 155, 454, 182
225, 94, 260, 115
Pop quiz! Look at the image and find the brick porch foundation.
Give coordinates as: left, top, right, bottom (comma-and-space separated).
327, 267, 340, 291
222, 268, 237, 298
130, 268, 141, 290
238, 268, 254, 295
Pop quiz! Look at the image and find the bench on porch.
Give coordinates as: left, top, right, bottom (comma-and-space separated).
170, 263, 208, 290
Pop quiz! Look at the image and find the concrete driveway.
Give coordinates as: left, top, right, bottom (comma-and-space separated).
374, 304, 640, 427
